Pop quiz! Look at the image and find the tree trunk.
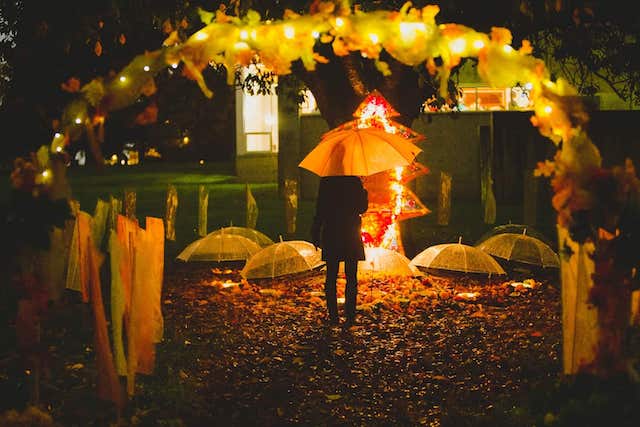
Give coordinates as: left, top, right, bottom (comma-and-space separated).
292, 51, 428, 128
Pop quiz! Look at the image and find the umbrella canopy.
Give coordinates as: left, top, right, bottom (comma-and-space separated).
177, 233, 261, 262
476, 223, 553, 247
476, 232, 560, 268
410, 242, 506, 276
208, 226, 274, 247
298, 127, 421, 177
241, 240, 324, 279
358, 247, 420, 276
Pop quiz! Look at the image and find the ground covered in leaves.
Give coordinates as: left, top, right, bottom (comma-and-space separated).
1, 263, 563, 426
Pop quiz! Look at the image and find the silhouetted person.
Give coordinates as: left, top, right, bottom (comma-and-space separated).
312, 176, 368, 325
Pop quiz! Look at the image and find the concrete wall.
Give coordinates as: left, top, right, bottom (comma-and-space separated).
411, 113, 490, 202
235, 152, 278, 183
298, 112, 491, 202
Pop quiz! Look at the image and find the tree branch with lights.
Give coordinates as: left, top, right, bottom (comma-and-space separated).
23, 0, 640, 377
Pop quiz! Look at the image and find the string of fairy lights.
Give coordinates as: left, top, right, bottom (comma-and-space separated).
35, 3, 600, 235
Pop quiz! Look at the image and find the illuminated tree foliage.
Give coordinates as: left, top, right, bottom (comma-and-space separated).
1, 0, 638, 160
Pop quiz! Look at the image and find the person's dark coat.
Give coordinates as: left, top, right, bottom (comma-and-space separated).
311, 176, 368, 262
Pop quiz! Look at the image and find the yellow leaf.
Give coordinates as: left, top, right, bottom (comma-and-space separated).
326, 394, 342, 401
197, 7, 215, 24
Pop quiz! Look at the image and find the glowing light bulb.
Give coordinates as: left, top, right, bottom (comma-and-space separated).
239, 29, 249, 40
199, 159, 204, 165
119, 76, 127, 83
335, 17, 344, 28
472, 39, 485, 49
368, 33, 379, 44
56, 146, 62, 153
524, 82, 534, 90
75, 118, 82, 124
195, 32, 208, 41
183, 136, 190, 144
42, 170, 49, 178
54, 132, 62, 139
312, 30, 320, 39
449, 38, 466, 54
234, 42, 250, 50
284, 25, 295, 39
250, 29, 257, 40
143, 65, 150, 72
121, 159, 126, 165
171, 63, 179, 69
543, 105, 553, 114
399, 22, 426, 42
503, 44, 513, 53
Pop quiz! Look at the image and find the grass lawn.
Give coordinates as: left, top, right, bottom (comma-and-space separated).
61, 162, 317, 260
3, 161, 558, 260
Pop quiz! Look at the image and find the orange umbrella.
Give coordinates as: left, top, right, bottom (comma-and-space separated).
298, 127, 422, 177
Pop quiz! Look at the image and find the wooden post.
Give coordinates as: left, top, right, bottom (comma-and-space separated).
165, 185, 178, 241
437, 172, 451, 226
109, 196, 122, 231
124, 188, 136, 220
246, 183, 258, 229
198, 185, 209, 237
284, 179, 298, 235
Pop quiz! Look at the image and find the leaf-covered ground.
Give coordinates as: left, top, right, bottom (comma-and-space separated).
0, 263, 562, 426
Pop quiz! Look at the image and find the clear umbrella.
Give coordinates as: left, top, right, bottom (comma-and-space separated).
476, 232, 560, 268
177, 233, 261, 262
476, 223, 553, 247
410, 238, 506, 276
208, 226, 274, 247
241, 240, 324, 279
357, 247, 420, 276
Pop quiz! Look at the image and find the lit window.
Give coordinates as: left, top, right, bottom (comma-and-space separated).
299, 89, 319, 115
241, 94, 277, 152
460, 87, 507, 111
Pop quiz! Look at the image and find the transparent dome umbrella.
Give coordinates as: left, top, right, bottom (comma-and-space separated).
476, 223, 553, 247
476, 232, 560, 268
241, 240, 324, 279
177, 233, 261, 262
356, 247, 420, 277
410, 238, 506, 276
208, 226, 274, 247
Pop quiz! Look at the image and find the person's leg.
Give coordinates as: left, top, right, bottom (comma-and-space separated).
344, 260, 358, 324
324, 260, 339, 323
